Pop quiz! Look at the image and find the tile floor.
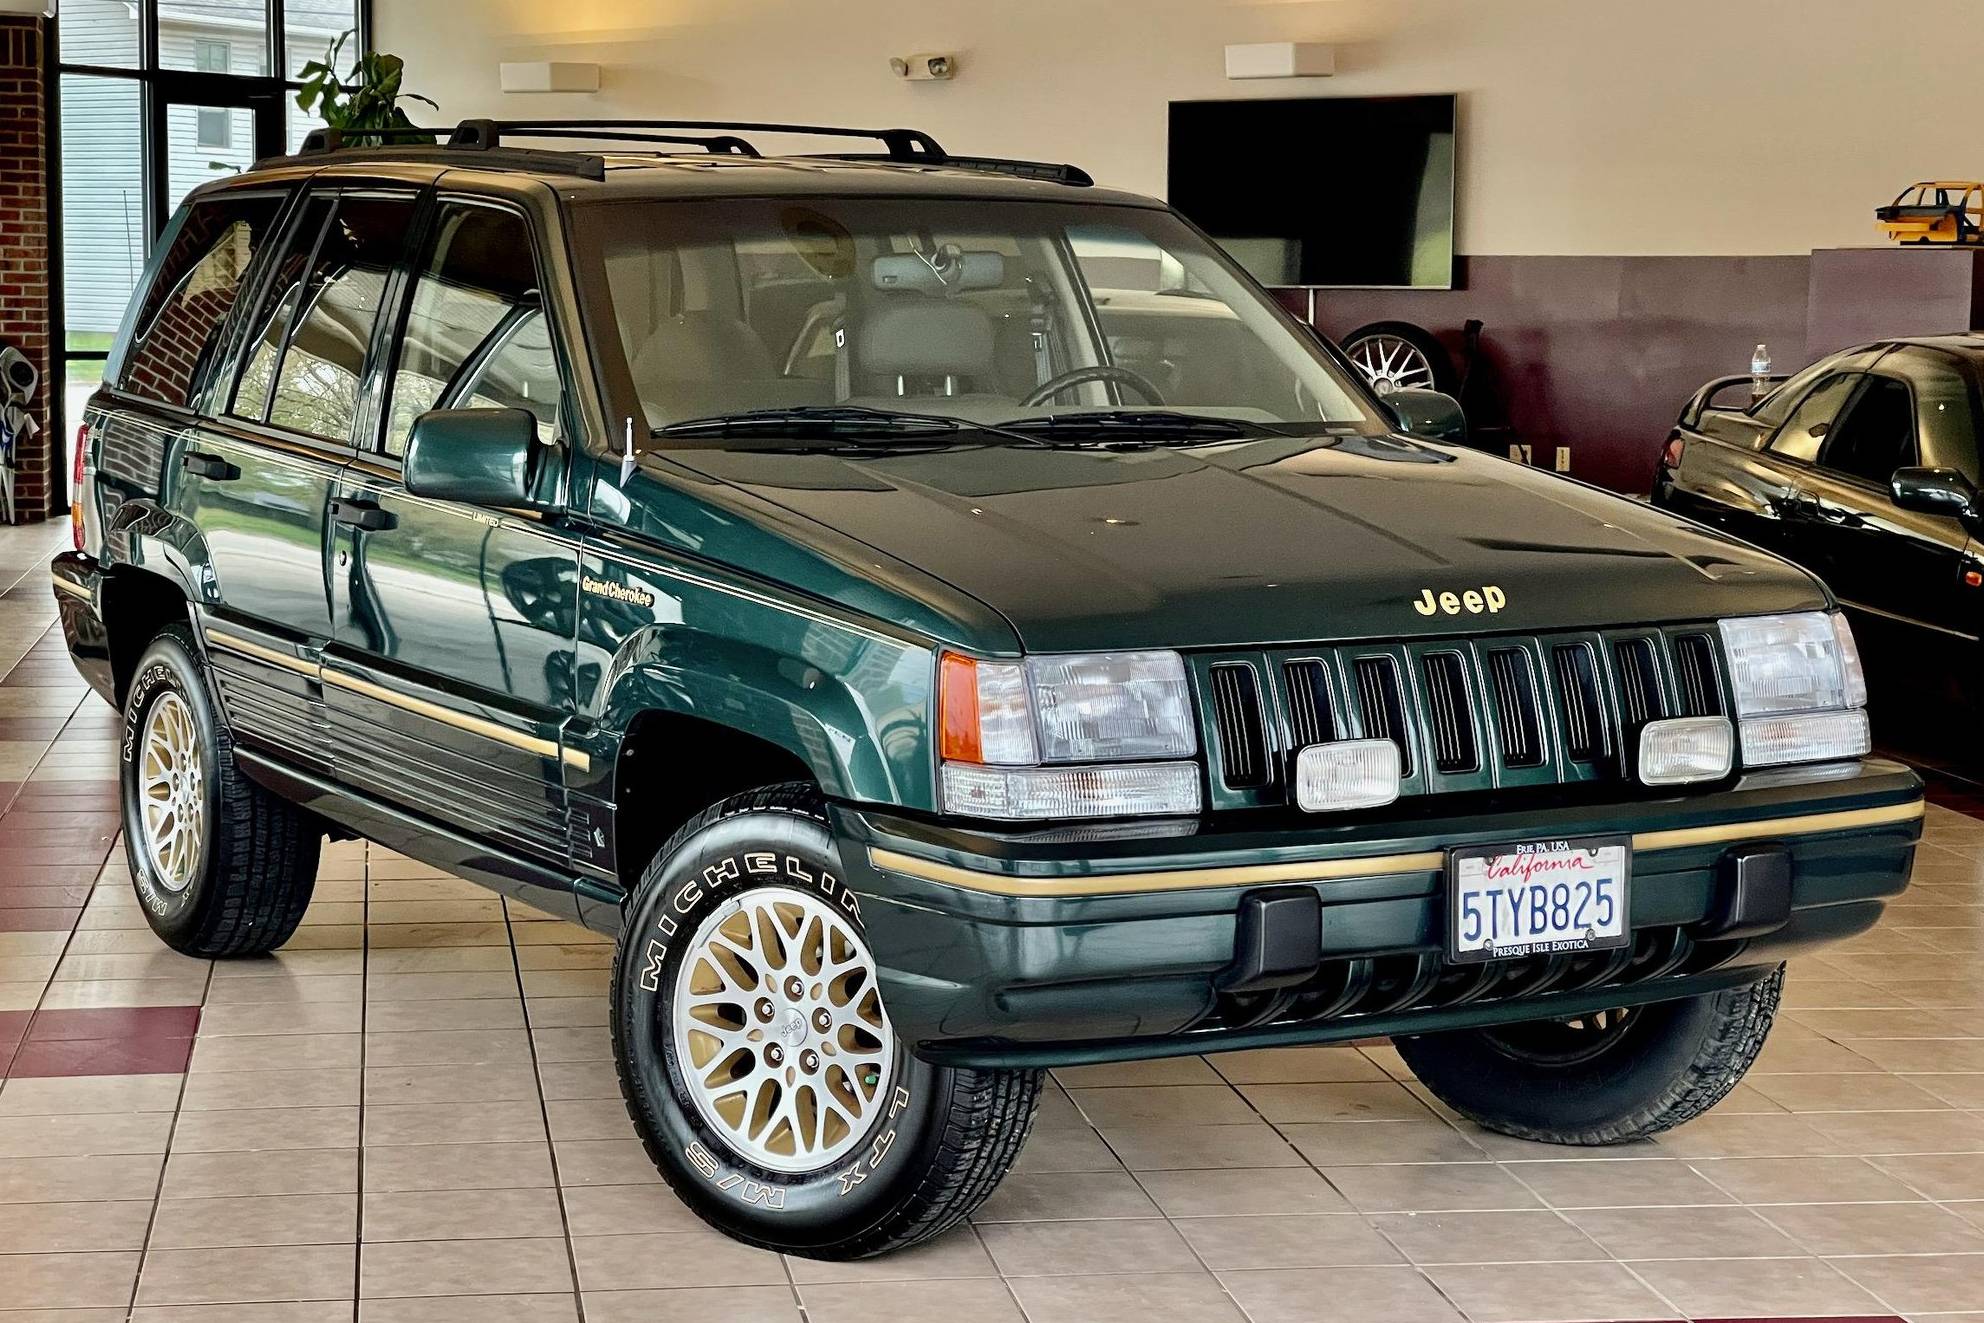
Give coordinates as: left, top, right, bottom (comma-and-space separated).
2, 522, 1983, 1321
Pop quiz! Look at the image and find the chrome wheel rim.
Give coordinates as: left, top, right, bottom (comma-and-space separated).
137, 691, 204, 893
1347, 333, 1436, 396
670, 888, 895, 1174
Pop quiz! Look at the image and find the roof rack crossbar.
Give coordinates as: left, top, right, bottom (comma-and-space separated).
462, 126, 762, 157
449, 118, 946, 162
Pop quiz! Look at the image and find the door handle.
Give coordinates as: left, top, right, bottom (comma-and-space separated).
182, 451, 239, 481
1812, 502, 1864, 527
329, 497, 397, 532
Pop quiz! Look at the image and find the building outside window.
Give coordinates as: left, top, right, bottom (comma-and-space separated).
194, 40, 232, 147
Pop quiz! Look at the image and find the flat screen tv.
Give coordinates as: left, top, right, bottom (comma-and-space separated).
1168, 95, 1457, 289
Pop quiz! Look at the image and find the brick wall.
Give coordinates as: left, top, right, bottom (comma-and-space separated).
0, 15, 50, 522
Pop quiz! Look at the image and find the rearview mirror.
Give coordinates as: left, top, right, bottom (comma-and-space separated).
1891, 466, 1978, 521
404, 408, 544, 508
1389, 388, 1469, 446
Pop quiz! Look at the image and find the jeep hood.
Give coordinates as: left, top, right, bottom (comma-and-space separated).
664, 434, 1827, 652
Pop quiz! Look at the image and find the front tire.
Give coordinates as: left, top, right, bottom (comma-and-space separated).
120, 624, 320, 957
611, 783, 1042, 1258
1393, 969, 1783, 1144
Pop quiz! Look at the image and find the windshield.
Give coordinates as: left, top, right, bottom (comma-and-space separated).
571, 197, 1384, 439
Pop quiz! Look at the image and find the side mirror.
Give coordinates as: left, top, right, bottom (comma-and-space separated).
1389, 388, 1469, 446
1891, 466, 1978, 521
404, 408, 544, 508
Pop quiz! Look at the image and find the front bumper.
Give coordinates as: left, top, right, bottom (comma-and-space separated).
835, 759, 1922, 1067
51, 552, 115, 704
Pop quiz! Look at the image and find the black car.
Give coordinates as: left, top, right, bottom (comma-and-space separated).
1653, 335, 1984, 722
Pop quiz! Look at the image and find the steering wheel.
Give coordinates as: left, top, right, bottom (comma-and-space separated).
1021, 365, 1166, 409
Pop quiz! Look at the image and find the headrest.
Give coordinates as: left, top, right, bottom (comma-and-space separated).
858, 299, 996, 378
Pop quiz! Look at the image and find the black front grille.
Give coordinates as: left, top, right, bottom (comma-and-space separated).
1208, 664, 1268, 789
1486, 647, 1544, 768
1283, 659, 1336, 747
1613, 637, 1665, 730
1554, 643, 1607, 762
1353, 655, 1413, 776
1201, 624, 1726, 807
1421, 652, 1478, 774
1673, 633, 1723, 717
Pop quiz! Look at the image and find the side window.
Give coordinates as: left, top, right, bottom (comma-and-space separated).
1768, 372, 1860, 464
385, 204, 563, 455
1891, 349, 1980, 483
232, 196, 334, 422
119, 192, 285, 409
1820, 376, 1917, 487
264, 195, 415, 443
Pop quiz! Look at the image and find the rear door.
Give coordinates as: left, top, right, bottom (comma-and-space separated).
324, 193, 583, 892
188, 187, 420, 773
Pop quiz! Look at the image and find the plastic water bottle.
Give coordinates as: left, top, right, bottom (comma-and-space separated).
1750, 344, 1773, 400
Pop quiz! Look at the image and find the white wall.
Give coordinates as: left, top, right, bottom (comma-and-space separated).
374, 0, 1984, 258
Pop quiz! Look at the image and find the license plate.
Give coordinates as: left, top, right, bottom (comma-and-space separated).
1447, 835, 1631, 964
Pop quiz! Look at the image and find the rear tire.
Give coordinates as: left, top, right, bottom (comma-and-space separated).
119, 624, 320, 957
1392, 968, 1783, 1144
610, 782, 1043, 1258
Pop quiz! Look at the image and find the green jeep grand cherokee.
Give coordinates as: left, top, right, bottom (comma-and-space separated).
54, 118, 1923, 1258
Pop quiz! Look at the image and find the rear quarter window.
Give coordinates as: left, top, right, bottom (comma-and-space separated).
117, 191, 287, 409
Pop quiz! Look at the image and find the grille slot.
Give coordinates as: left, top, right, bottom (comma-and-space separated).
1353, 656, 1413, 776
1208, 664, 1268, 789
1553, 643, 1607, 762
1613, 638, 1665, 729
1283, 659, 1337, 747
1420, 652, 1478, 774
1673, 634, 1723, 717
1486, 647, 1545, 768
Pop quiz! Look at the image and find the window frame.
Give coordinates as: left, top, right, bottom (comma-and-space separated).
1813, 372, 1921, 494
111, 184, 293, 413
215, 183, 422, 458
1764, 370, 1865, 468
363, 192, 581, 468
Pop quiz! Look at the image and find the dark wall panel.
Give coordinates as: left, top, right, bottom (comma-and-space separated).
1288, 255, 1812, 495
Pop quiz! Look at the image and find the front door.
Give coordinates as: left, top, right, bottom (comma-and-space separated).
324, 197, 582, 894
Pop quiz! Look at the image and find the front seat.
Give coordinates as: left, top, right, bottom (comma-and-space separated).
843, 296, 1011, 415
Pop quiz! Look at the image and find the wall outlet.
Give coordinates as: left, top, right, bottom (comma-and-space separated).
1511, 443, 1533, 464
1555, 446, 1572, 473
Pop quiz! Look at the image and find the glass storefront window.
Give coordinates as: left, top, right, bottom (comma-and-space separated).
160, 0, 269, 74
285, 0, 360, 79
59, 74, 147, 350
58, 0, 140, 69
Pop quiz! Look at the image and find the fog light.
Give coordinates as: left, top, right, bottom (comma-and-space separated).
1294, 739, 1401, 812
1638, 716, 1735, 786
1739, 709, 1871, 768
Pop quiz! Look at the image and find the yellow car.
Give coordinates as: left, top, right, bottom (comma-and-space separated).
1877, 181, 1984, 244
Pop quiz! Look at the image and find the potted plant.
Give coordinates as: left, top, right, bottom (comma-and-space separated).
295, 31, 438, 147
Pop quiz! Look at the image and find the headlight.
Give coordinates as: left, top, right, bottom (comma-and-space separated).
939, 650, 1200, 819
1717, 612, 1871, 767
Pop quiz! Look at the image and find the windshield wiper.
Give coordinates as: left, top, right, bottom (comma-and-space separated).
654, 405, 1054, 449
998, 410, 1277, 441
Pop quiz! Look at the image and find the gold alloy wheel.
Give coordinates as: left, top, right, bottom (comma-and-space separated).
137, 691, 205, 893
670, 888, 895, 1174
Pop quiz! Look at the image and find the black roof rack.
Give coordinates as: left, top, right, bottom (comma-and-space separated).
282, 117, 1093, 187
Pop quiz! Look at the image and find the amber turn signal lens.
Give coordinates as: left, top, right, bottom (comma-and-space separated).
938, 652, 982, 763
